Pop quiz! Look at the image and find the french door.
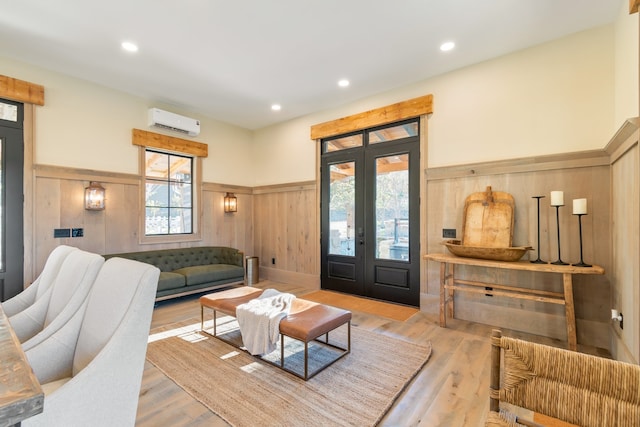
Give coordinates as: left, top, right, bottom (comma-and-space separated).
0, 98, 24, 301
320, 119, 420, 306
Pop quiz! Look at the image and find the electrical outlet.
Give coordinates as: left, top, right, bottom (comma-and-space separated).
443, 228, 456, 238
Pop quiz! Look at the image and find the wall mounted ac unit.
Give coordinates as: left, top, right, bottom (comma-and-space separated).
148, 108, 200, 136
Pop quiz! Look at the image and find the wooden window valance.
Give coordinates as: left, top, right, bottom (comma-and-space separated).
132, 128, 208, 157
310, 94, 433, 140
0, 75, 45, 105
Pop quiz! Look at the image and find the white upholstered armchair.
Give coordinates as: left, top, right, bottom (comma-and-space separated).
9, 248, 104, 351
1, 245, 77, 317
23, 257, 160, 427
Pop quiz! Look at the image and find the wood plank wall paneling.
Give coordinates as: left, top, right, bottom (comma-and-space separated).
425, 158, 613, 350
203, 190, 253, 253
0, 75, 45, 106
32, 165, 254, 273
611, 144, 639, 361
606, 118, 639, 363
252, 186, 318, 276
310, 94, 433, 140
610, 127, 640, 363
34, 178, 62, 272
104, 183, 141, 253
29, 135, 637, 353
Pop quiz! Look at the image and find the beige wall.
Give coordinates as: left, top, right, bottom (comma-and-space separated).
253, 24, 618, 184
0, 56, 256, 186
4, 17, 634, 187
614, 1, 640, 126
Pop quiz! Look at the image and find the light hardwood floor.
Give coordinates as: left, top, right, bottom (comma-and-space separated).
136, 280, 609, 427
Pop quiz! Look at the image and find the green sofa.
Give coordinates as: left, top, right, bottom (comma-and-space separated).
104, 246, 245, 300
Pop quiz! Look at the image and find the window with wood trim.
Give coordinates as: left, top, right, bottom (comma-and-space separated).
144, 149, 193, 235
133, 128, 206, 243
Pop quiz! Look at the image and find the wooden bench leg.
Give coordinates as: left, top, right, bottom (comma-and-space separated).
563, 273, 577, 351
439, 262, 447, 327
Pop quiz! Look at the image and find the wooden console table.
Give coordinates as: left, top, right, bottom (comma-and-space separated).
424, 253, 605, 351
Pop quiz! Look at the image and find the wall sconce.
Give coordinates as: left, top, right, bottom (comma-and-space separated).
224, 192, 237, 213
85, 182, 106, 210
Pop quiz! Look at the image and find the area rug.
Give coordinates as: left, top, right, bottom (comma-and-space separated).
146, 317, 432, 426
302, 290, 419, 322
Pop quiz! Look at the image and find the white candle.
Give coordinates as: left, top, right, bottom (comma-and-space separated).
550, 191, 564, 206
573, 198, 587, 215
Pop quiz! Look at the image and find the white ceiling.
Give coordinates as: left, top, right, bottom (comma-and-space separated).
0, 0, 623, 130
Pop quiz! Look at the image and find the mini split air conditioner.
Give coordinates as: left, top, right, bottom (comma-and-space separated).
148, 108, 200, 136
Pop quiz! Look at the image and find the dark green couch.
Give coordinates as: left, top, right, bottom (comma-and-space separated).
104, 246, 245, 300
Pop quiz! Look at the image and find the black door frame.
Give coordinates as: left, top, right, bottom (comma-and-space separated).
320, 119, 420, 306
0, 98, 24, 301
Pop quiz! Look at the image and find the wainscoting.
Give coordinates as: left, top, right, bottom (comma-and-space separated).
31, 165, 254, 282
609, 118, 640, 363
28, 121, 640, 355
252, 182, 319, 289
424, 151, 612, 350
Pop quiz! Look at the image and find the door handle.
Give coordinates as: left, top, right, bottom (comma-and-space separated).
359, 239, 364, 245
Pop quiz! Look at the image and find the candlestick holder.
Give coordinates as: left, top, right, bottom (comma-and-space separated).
531, 196, 546, 264
551, 204, 568, 265
572, 213, 591, 267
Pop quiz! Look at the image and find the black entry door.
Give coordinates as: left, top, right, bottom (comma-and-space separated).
320, 119, 420, 306
0, 99, 24, 301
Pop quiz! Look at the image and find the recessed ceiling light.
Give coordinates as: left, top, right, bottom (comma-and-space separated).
338, 79, 350, 88
440, 41, 455, 52
271, 104, 281, 111
121, 41, 139, 53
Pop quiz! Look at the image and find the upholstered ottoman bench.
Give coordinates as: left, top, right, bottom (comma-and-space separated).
200, 288, 351, 380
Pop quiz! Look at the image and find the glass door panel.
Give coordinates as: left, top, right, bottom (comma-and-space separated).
321, 152, 364, 296
375, 154, 409, 261
329, 161, 355, 256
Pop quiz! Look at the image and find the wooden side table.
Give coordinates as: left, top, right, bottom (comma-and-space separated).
424, 253, 605, 351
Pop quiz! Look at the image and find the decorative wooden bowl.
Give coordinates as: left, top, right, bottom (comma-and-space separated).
442, 239, 532, 262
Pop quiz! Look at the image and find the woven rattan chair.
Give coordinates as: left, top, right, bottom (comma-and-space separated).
487, 329, 640, 427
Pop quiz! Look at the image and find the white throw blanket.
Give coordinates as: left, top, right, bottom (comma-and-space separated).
236, 289, 295, 355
